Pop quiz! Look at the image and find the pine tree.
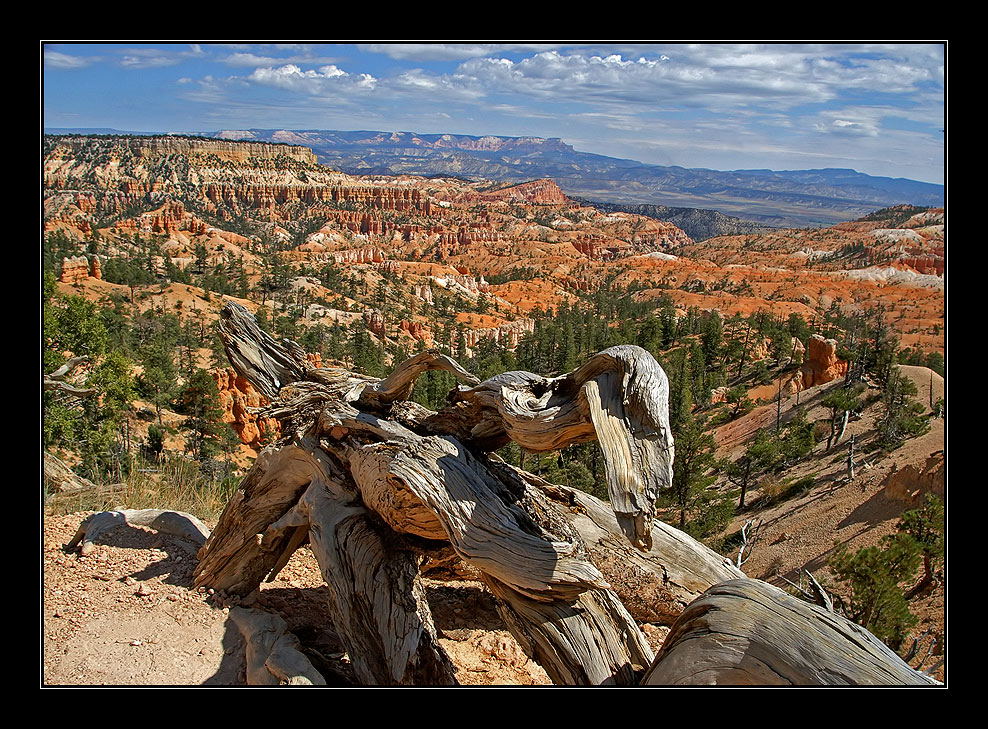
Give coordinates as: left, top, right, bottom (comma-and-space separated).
725, 385, 753, 419
898, 494, 945, 595
724, 428, 778, 509
43, 273, 133, 477
661, 413, 729, 538
829, 532, 922, 650
821, 382, 864, 450
178, 368, 224, 461
876, 369, 929, 450
136, 323, 179, 425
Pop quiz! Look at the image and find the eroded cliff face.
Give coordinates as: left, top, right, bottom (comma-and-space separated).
43, 136, 454, 234
480, 179, 570, 206
59, 255, 101, 284
45, 134, 942, 370
881, 451, 945, 503
46, 135, 317, 166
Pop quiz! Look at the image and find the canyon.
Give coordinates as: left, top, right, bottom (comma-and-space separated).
199, 128, 944, 228
43, 135, 946, 684
44, 134, 944, 380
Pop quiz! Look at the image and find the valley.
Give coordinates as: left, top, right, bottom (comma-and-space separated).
43, 134, 946, 685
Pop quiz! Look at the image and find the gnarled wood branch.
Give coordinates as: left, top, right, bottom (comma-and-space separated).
197, 303, 672, 684
509, 466, 745, 624
218, 301, 311, 399
196, 302, 928, 687
424, 345, 674, 550
44, 355, 97, 396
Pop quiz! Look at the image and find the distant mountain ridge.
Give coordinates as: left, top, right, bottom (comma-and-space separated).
45, 127, 944, 228
207, 129, 943, 228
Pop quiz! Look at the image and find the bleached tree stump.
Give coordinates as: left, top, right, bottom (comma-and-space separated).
195, 302, 676, 685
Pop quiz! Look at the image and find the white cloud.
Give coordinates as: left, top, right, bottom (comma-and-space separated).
419, 48, 840, 109
247, 63, 374, 94
359, 43, 565, 62
223, 52, 286, 68
434, 45, 944, 112
119, 50, 185, 69
219, 47, 344, 68
44, 50, 97, 69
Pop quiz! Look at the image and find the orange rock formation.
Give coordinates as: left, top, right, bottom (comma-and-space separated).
213, 368, 278, 449
801, 335, 849, 388
59, 255, 101, 284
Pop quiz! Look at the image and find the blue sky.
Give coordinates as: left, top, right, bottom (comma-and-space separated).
42, 43, 946, 184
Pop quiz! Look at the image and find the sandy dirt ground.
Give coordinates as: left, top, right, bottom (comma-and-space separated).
42, 512, 559, 686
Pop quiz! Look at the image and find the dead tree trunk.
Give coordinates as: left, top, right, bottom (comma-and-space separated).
643, 578, 937, 685
194, 302, 931, 686
195, 302, 676, 685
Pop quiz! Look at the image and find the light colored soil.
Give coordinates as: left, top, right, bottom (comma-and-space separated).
713, 365, 946, 682
42, 512, 555, 686
43, 513, 243, 685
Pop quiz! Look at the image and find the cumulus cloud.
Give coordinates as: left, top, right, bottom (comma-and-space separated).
417, 45, 944, 113
219, 47, 343, 68
248, 64, 375, 94
204, 44, 944, 131
412, 48, 839, 109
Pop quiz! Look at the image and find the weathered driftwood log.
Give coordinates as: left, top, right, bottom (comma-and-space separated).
193, 431, 459, 686
196, 302, 927, 687
424, 347, 674, 550
44, 451, 98, 494
66, 508, 210, 556
642, 578, 938, 686
217, 305, 312, 400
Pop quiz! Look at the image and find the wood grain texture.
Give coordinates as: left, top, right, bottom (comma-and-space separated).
513, 468, 745, 624
284, 479, 458, 685
486, 576, 654, 685
431, 345, 674, 550
348, 434, 607, 602
643, 578, 938, 686
218, 301, 311, 399
229, 606, 327, 685
194, 436, 334, 594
